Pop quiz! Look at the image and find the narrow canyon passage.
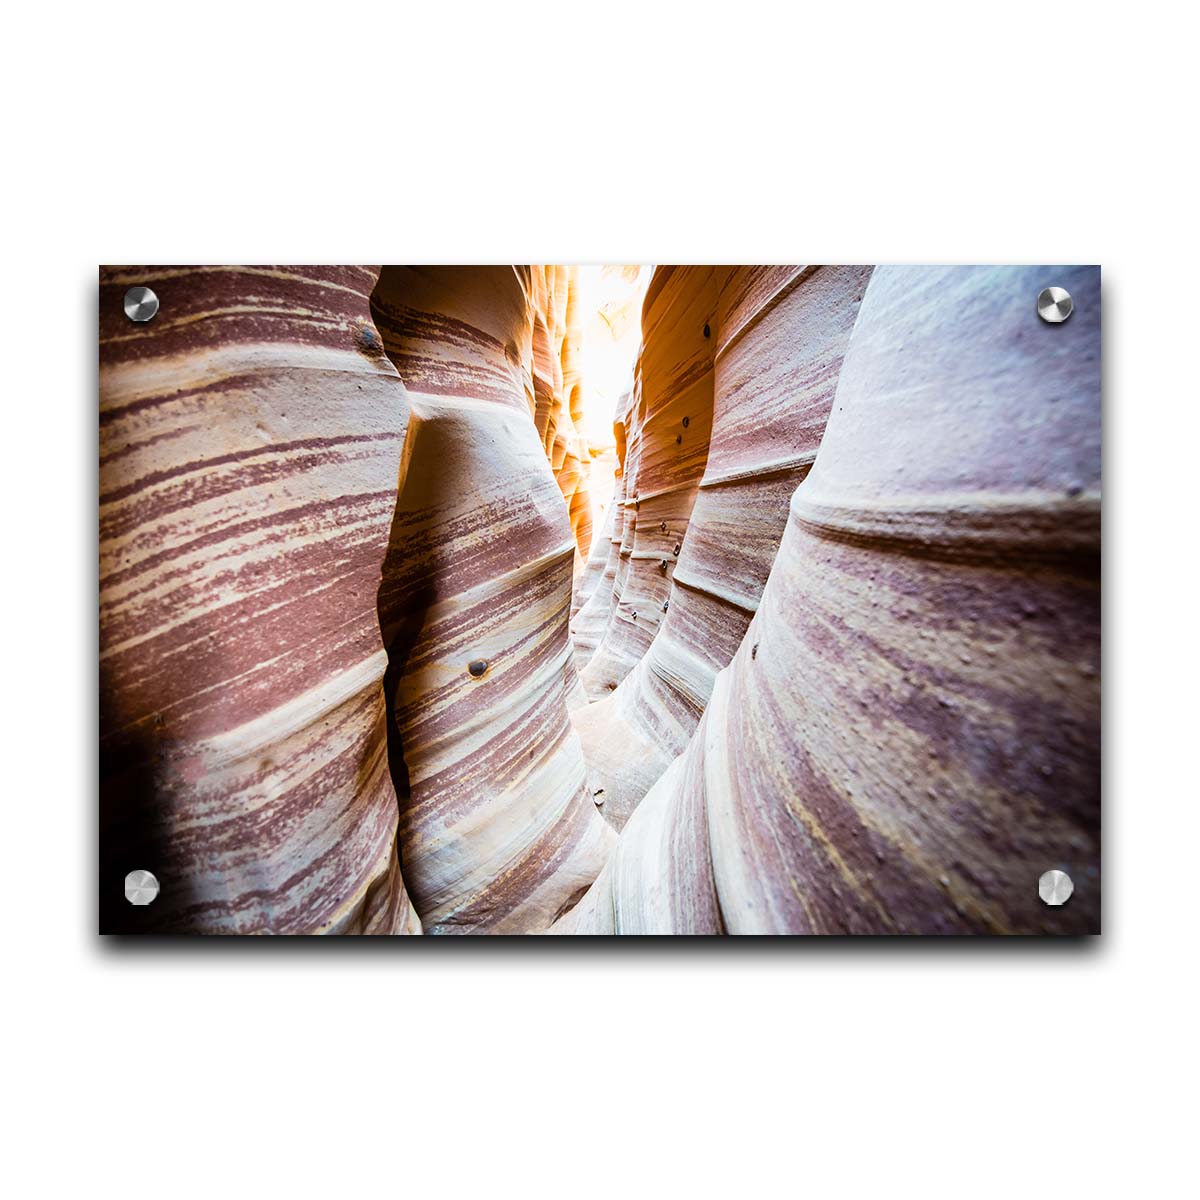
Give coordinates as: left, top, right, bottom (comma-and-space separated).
367, 263, 1099, 934
562, 266, 1100, 935
368, 266, 616, 932
98, 263, 1099, 935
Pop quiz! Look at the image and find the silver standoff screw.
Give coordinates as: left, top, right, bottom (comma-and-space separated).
1038, 869, 1074, 906
125, 869, 160, 906
1037, 286, 1073, 324
124, 286, 159, 323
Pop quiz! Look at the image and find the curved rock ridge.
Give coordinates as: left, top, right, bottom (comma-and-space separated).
556, 265, 1100, 934
572, 266, 873, 828
570, 398, 629, 643
571, 488, 617, 621
570, 466, 626, 672
99, 265, 421, 934
559, 266, 594, 566
529, 266, 595, 567
579, 268, 720, 699
570, 443, 622, 623
371, 267, 615, 933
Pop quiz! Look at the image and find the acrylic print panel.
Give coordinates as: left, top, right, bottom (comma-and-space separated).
98, 265, 1100, 936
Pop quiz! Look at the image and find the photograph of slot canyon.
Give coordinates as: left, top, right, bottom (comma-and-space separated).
98, 264, 1100, 936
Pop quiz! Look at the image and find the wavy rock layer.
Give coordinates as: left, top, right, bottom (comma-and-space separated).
371, 267, 614, 933
571, 448, 621, 622
574, 266, 873, 828
570, 391, 632, 664
558, 265, 1101, 934
579, 268, 720, 699
529, 266, 594, 566
99, 265, 420, 934
571, 491, 617, 625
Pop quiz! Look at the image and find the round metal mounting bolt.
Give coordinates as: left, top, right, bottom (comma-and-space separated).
660, 521, 667, 532
682, 416, 690, 428
1037, 287, 1073, 324
124, 286, 159, 323
125, 870, 159, 906
659, 559, 668, 572
673, 543, 680, 556
1038, 869, 1074, 906
467, 659, 489, 678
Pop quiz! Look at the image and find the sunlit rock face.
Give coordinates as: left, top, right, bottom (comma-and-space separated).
558, 265, 1100, 934
99, 266, 421, 934
571, 447, 620, 623
570, 389, 633, 666
579, 268, 721, 699
571, 491, 617, 629
371, 266, 614, 933
573, 266, 873, 828
99, 262, 1100, 938
529, 266, 594, 567
559, 268, 592, 565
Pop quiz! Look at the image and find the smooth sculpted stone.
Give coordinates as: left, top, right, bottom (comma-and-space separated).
570, 491, 619, 641
372, 267, 614, 933
529, 266, 594, 567
579, 268, 720, 698
570, 389, 634, 670
555, 265, 1101, 935
572, 266, 873, 828
99, 265, 421, 934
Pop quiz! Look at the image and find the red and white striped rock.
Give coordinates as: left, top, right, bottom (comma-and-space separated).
372, 267, 614, 933
99, 265, 420, 933
572, 266, 872, 828
557, 265, 1100, 935
579, 268, 720, 699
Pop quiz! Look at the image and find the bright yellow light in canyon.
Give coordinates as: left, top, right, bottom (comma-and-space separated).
573, 264, 651, 529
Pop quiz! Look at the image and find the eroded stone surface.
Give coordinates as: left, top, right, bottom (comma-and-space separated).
558, 265, 1101, 935
99, 265, 421, 934
371, 266, 614, 933
572, 266, 873, 829
100, 264, 1101, 937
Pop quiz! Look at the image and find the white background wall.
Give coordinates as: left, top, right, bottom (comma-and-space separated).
4, 3, 1191, 1197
